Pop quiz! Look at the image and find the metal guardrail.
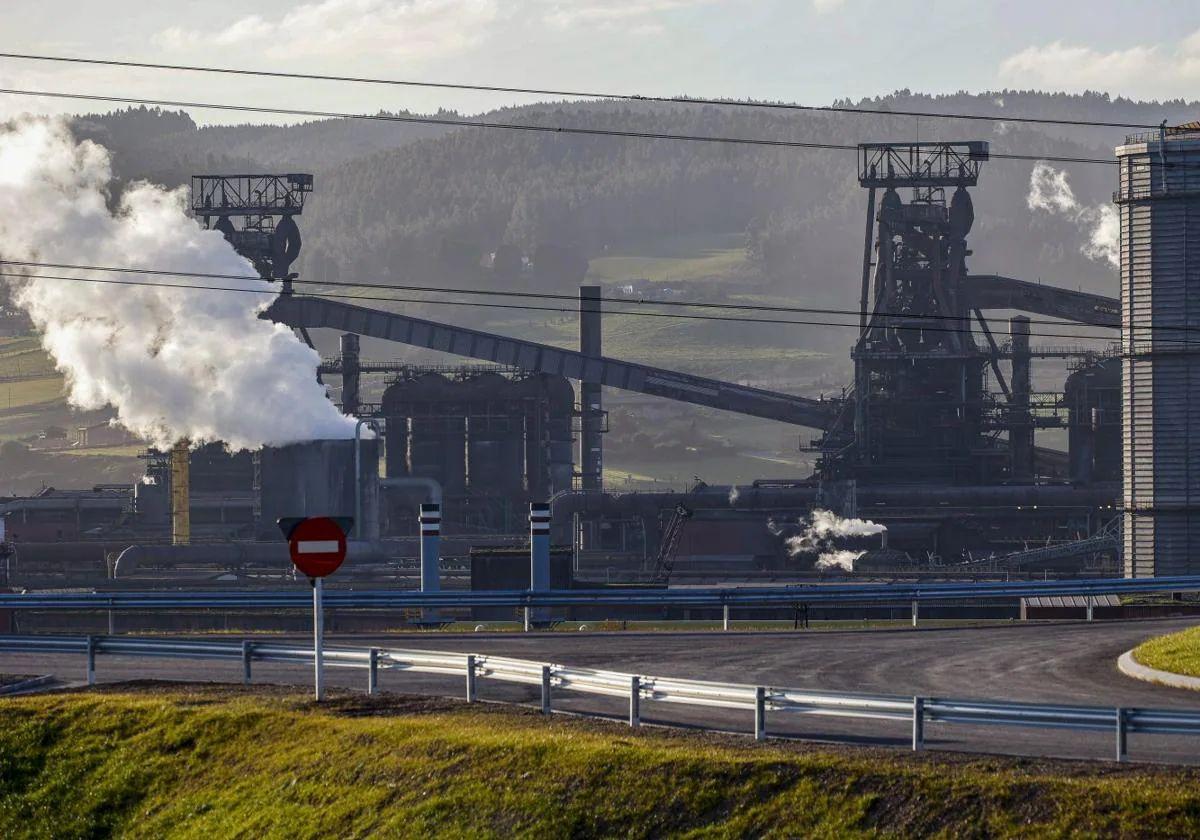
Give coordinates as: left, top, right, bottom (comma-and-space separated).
2, 575, 1200, 612
1, 634, 1196, 763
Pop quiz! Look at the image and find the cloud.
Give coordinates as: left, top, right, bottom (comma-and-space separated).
999, 29, 1200, 98
810, 0, 846, 12
544, 0, 718, 30
155, 0, 499, 61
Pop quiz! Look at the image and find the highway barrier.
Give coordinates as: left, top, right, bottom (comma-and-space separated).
1, 575, 1199, 614
2, 633, 1197, 763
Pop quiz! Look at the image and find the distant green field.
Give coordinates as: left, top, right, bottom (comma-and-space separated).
586, 232, 751, 284
48, 444, 146, 459
0, 376, 65, 412
0, 337, 57, 379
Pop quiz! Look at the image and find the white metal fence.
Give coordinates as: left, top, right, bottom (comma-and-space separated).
1, 634, 1195, 763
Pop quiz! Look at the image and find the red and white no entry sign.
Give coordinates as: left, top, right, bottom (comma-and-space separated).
286, 516, 348, 578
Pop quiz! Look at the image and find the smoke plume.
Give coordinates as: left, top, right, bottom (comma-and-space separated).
1027, 162, 1119, 269
0, 117, 355, 450
779, 509, 886, 572
814, 550, 862, 572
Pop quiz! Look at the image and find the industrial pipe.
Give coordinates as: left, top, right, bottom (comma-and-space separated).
354, 418, 380, 540
379, 476, 442, 505
111, 541, 390, 578
419, 502, 441, 623
529, 501, 551, 627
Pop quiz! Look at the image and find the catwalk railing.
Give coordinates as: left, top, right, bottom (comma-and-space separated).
1, 575, 1198, 611
1, 634, 1195, 763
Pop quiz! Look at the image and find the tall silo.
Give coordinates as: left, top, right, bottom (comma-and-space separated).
1117, 125, 1200, 576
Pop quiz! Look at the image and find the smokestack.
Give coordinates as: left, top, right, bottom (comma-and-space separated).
579, 286, 603, 490
170, 440, 190, 546
340, 333, 361, 416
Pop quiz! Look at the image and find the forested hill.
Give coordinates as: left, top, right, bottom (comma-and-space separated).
75, 90, 1200, 310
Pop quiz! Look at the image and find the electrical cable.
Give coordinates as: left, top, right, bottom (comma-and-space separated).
0, 50, 1169, 131
0, 257, 1169, 337
0, 268, 1174, 346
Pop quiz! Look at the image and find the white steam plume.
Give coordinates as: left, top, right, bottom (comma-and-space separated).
782, 509, 886, 568
1027, 162, 1119, 269
815, 550, 863, 572
0, 117, 355, 450
806, 509, 886, 540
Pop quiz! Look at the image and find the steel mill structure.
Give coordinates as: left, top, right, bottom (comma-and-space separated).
1117, 124, 1200, 577
254, 142, 1130, 575
7, 134, 1190, 583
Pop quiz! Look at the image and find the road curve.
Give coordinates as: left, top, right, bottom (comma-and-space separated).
4, 618, 1200, 764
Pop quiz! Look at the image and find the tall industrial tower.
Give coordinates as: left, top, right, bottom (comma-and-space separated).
1117, 125, 1200, 577
821, 142, 996, 484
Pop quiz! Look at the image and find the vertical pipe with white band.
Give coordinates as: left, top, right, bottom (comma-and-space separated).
529, 502, 551, 627
313, 576, 324, 701
420, 502, 442, 622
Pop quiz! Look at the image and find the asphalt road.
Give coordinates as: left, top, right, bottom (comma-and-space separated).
5, 617, 1200, 764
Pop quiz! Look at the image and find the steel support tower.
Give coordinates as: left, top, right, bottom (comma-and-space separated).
825, 142, 995, 483
191, 174, 313, 285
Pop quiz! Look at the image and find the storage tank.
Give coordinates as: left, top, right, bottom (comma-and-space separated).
255, 439, 380, 541
1117, 125, 1200, 576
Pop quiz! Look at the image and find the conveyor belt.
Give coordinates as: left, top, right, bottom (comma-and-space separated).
263, 295, 836, 428
967, 275, 1120, 328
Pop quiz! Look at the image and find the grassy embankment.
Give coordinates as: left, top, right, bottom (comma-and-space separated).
1, 686, 1199, 838
1132, 625, 1200, 677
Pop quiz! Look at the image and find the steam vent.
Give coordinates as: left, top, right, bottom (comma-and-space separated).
1118, 124, 1200, 576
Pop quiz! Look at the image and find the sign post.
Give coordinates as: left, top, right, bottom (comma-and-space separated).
280, 516, 350, 701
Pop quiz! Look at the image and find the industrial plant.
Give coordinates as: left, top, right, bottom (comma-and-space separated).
4, 130, 1200, 604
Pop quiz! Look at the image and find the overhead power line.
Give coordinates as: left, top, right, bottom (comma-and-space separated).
0, 50, 1168, 131
0, 266, 1172, 345
0, 257, 1143, 335
0, 87, 1123, 168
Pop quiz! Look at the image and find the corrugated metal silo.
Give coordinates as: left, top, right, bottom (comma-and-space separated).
1117, 125, 1200, 576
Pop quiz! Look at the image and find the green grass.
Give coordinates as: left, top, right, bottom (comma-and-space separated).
47, 443, 146, 458
0, 377, 65, 412
586, 233, 751, 284
0, 337, 56, 379
2, 687, 1199, 838
1132, 624, 1200, 677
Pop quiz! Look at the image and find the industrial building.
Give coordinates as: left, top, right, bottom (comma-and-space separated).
1117, 124, 1200, 577
261, 141, 1128, 576
11, 132, 1200, 583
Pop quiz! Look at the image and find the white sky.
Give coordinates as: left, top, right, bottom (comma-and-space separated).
0, 0, 1198, 124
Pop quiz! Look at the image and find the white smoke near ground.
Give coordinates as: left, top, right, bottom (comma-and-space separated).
779, 509, 886, 572
0, 117, 355, 450
1027, 162, 1119, 269
814, 550, 863, 572
728, 485, 741, 505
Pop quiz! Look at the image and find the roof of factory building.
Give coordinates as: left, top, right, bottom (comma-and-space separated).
0, 486, 131, 513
